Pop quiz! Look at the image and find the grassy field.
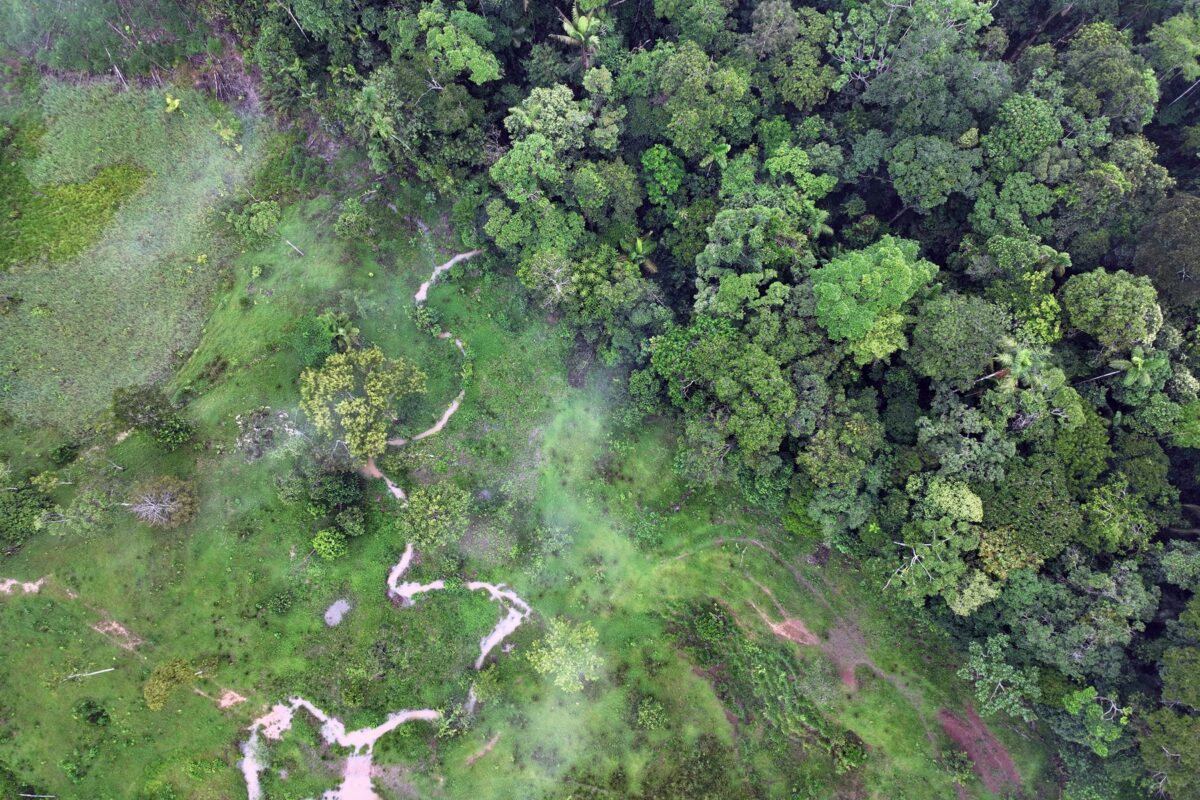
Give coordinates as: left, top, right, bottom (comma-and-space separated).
0, 75, 1057, 800
0, 77, 263, 431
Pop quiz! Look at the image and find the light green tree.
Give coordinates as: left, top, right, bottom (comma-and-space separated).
812, 235, 937, 342
299, 346, 427, 460
527, 618, 603, 693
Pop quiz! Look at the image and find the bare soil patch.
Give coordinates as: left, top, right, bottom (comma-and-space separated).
937, 705, 1022, 794
92, 618, 144, 651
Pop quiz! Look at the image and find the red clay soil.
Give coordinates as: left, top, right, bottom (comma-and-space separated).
937, 705, 1022, 794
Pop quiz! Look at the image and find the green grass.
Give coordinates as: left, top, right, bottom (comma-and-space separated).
0, 78, 262, 431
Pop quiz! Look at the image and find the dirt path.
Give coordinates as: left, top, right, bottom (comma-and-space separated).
360, 458, 407, 502
387, 390, 465, 447
465, 733, 500, 767
366, 251, 479, 500
386, 542, 533, 668
240, 699, 441, 800
413, 250, 481, 304
938, 705, 1022, 794
676, 538, 943, 751
239, 540, 534, 800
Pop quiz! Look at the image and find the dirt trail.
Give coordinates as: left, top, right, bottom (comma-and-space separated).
678, 538, 942, 750
387, 390, 465, 447
239, 543, 532, 800
938, 705, 1022, 794
465, 733, 500, 766
368, 251, 478, 499
92, 618, 144, 651
360, 458, 406, 502
386, 542, 533, 668
241, 246, 530, 799
240, 699, 441, 800
239, 540, 534, 799
413, 250, 481, 304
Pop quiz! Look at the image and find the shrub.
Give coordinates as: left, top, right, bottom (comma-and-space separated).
226, 199, 281, 247
397, 483, 472, 550
143, 658, 192, 710
334, 196, 371, 239
312, 528, 348, 560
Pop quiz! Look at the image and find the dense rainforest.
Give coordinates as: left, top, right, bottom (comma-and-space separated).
4, 0, 1200, 797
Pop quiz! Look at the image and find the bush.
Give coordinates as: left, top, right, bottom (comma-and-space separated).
397, 483, 472, 550
143, 658, 192, 710
334, 196, 371, 239
312, 528, 348, 560
226, 200, 281, 247
0, 482, 50, 554
49, 441, 80, 466
71, 698, 110, 726
152, 413, 194, 450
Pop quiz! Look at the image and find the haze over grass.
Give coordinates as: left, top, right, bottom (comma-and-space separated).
0, 79, 261, 430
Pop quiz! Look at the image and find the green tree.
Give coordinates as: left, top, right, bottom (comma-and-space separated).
1060, 269, 1162, 354
527, 617, 603, 693
812, 235, 937, 342
907, 293, 1013, 389
1060, 686, 1130, 757
1061, 22, 1158, 132
982, 94, 1064, 176
418, 1, 502, 85
956, 634, 1042, 721
312, 528, 348, 560
655, 40, 753, 160
299, 346, 427, 460
1080, 478, 1152, 553
0, 481, 50, 555
888, 135, 981, 213
1134, 194, 1200, 308
1140, 709, 1200, 800
648, 317, 796, 468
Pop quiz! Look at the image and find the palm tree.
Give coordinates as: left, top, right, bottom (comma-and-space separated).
1109, 346, 1167, 391
623, 234, 658, 274
699, 141, 731, 173
551, 3, 603, 71
981, 337, 1061, 395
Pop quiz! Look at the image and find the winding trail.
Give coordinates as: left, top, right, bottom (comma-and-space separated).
387, 390, 465, 447
239, 544, 534, 799
386, 542, 534, 669
240, 700, 441, 800
239, 247, 533, 799
368, 250, 480, 499
675, 536, 944, 753
360, 458, 406, 502
413, 250, 481, 304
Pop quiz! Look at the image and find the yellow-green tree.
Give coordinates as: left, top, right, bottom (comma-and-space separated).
527, 618, 603, 693
300, 346, 426, 460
